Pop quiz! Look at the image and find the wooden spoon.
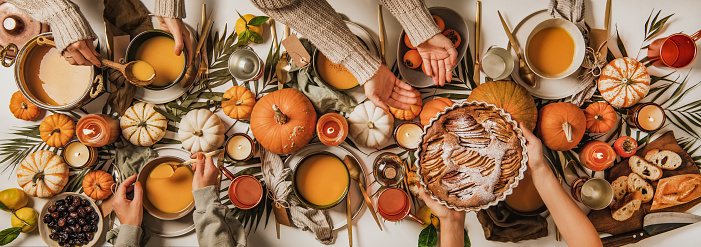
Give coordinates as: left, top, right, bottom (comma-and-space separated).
36, 36, 155, 86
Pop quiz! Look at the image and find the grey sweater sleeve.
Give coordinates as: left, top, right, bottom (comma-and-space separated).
113, 224, 143, 247
193, 186, 247, 247
154, 0, 186, 19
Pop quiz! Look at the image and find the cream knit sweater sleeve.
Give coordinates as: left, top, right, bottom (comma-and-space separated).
9, 0, 186, 52
251, 0, 439, 84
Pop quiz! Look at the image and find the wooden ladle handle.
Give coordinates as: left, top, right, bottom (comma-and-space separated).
98, 57, 126, 71
37, 36, 55, 47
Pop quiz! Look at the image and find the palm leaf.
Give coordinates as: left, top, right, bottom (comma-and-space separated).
0, 125, 50, 174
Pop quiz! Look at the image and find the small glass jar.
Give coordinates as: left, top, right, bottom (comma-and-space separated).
61, 140, 97, 169
373, 152, 405, 187
627, 102, 666, 132
225, 133, 256, 162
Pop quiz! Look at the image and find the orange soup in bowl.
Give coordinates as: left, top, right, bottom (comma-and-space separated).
145, 161, 194, 214
294, 153, 349, 208
316, 52, 359, 90
527, 27, 575, 76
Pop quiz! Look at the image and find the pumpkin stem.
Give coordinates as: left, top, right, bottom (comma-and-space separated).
272, 104, 288, 125
94, 183, 102, 191
562, 122, 574, 143
20, 102, 28, 110
367, 121, 375, 129
32, 170, 45, 185
235, 100, 243, 106
50, 128, 61, 135
193, 130, 203, 137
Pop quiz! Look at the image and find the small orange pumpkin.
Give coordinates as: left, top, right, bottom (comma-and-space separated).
389, 89, 422, 120
598, 57, 651, 108
250, 88, 317, 154
584, 102, 617, 133
40, 113, 75, 148
467, 80, 538, 131
536, 102, 586, 151
420, 98, 453, 126
9, 91, 41, 121
82, 170, 115, 200
222, 86, 256, 119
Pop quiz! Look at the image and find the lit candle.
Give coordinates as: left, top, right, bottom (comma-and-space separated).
322, 121, 340, 138
315, 113, 348, 146
76, 114, 120, 147
226, 134, 255, 161
579, 141, 616, 171
62, 140, 97, 168
628, 103, 666, 132
394, 122, 423, 150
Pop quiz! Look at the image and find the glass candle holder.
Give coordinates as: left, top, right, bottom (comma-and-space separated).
225, 133, 256, 162
61, 140, 97, 169
393, 121, 423, 151
373, 152, 405, 187
627, 102, 666, 132
76, 114, 120, 147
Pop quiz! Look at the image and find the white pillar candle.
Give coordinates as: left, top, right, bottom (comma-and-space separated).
638, 104, 664, 131
227, 135, 253, 161
395, 123, 423, 150
63, 141, 90, 167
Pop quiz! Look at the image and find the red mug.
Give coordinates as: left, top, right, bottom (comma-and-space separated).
648, 30, 701, 68
219, 166, 263, 210
376, 188, 424, 225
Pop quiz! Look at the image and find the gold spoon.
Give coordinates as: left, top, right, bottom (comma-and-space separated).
149, 150, 223, 179
497, 11, 537, 88
36, 36, 155, 86
275, 25, 292, 90
343, 155, 383, 231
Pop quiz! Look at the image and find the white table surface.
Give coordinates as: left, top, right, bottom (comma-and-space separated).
1, 0, 700, 246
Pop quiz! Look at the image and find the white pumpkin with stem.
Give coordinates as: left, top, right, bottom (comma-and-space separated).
348, 101, 394, 149
17, 150, 69, 198
120, 102, 168, 146
178, 109, 226, 153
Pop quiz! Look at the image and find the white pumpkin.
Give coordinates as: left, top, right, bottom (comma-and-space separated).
17, 150, 69, 198
348, 101, 394, 148
178, 109, 226, 153
120, 102, 167, 146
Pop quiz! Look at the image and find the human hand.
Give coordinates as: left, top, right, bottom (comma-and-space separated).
62, 39, 101, 67
364, 64, 420, 111
520, 123, 548, 174
416, 34, 458, 86
418, 185, 465, 225
157, 17, 193, 65
190, 152, 219, 190
112, 174, 143, 226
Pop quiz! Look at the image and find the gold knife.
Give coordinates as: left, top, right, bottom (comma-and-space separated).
497, 11, 537, 88
344, 156, 383, 231
347, 193, 353, 247
473, 1, 481, 84
378, 5, 387, 65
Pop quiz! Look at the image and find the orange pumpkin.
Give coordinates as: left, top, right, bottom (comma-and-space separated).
82, 170, 115, 200
420, 97, 453, 126
250, 88, 317, 154
9, 91, 41, 121
222, 86, 256, 119
40, 113, 75, 148
584, 102, 617, 133
467, 80, 538, 131
598, 57, 651, 108
389, 89, 422, 120
536, 102, 586, 151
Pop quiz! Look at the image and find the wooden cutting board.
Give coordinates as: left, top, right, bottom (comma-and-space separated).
588, 131, 701, 236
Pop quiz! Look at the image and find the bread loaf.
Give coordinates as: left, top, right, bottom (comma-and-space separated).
611, 176, 628, 205
645, 149, 682, 170
611, 191, 643, 221
629, 155, 663, 181
650, 174, 701, 211
627, 173, 654, 203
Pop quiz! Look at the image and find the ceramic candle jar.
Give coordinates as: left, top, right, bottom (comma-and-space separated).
628, 102, 666, 132
316, 113, 348, 146
579, 141, 616, 171
225, 133, 255, 162
76, 114, 120, 147
61, 140, 97, 168
393, 121, 423, 150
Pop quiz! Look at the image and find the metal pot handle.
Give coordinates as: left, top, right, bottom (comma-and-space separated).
89, 74, 104, 98
0, 43, 18, 67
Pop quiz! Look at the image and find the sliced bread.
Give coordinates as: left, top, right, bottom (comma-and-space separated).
611, 175, 628, 205
645, 149, 682, 170
611, 191, 643, 222
627, 173, 654, 203
629, 155, 663, 181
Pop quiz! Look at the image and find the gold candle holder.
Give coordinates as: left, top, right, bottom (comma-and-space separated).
627, 102, 666, 132
61, 140, 97, 169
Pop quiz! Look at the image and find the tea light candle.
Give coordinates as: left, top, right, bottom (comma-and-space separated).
76, 114, 120, 147
226, 134, 255, 161
316, 113, 348, 146
579, 141, 616, 171
394, 122, 423, 150
628, 103, 666, 132
62, 140, 97, 168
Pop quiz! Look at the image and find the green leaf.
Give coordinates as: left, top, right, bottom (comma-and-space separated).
0, 202, 8, 211
0, 227, 21, 246
247, 16, 270, 27
236, 11, 246, 26
249, 32, 264, 44
464, 229, 471, 247
236, 31, 251, 46
615, 28, 627, 58
418, 224, 438, 247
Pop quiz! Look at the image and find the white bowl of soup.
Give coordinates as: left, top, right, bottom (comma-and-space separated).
525, 18, 586, 79
138, 156, 195, 220
292, 152, 350, 209
126, 30, 187, 90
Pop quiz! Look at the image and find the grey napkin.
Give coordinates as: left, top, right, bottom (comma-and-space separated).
549, 0, 589, 44
114, 141, 157, 182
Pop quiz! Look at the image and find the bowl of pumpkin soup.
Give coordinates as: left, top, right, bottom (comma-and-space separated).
292, 152, 350, 209
126, 30, 187, 90
525, 18, 585, 79
138, 156, 195, 220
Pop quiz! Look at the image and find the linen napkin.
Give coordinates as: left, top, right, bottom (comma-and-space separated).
285, 39, 358, 115
114, 141, 157, 183
548, 0, 588, 44
476, 203, 548, 242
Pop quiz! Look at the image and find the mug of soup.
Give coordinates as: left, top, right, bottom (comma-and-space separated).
14, 33, 103, 111
376, 187, 424, 225
648, 30, 701, 69
218, 166, 263, 210
292, 152, 350, 209
525, 18, 586, 79
138, 156, 195, 220
126, 30, 188, 90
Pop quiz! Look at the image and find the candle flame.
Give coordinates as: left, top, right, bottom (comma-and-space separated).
596, 153, 603, 159
648, 117, 654, 122
83, 129, 94, 136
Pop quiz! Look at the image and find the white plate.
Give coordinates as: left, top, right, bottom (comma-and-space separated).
39, 193, 104, 247
398, 7, 470, 88
508, 9, 590, 99
283, 143, 366, 231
